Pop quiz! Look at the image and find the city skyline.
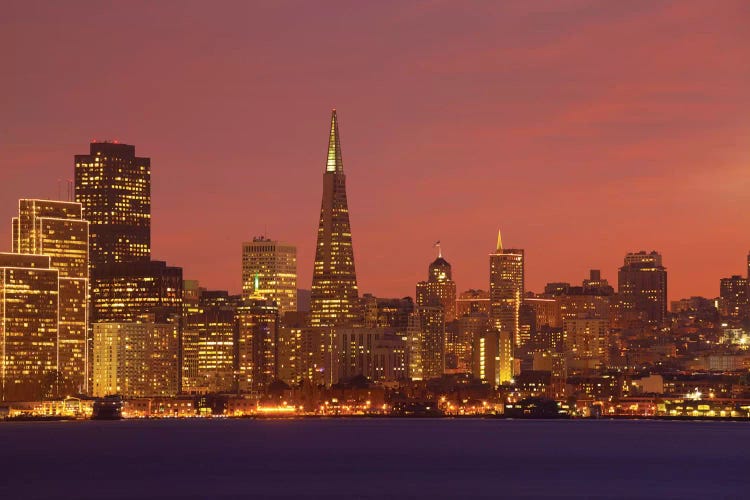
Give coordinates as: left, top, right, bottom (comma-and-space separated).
2, 1, 749, 302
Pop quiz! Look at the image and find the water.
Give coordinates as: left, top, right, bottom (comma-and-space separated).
1, 419, 747, 499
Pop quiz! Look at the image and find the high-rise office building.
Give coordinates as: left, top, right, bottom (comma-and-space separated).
92, 317, 179, 397
417, 306, 445, 380
489, 230, 524, 344
0, 254, 59, 401
91, 260, 183, 323
310, 110, 359, 327
719, 275, 749, 319
12, 199, 89, 395
74, 141, 150, 272
183, 289, 240, 393
241, 237, 297, 315
618, 251, 667, 325
237, 298, 279, 393
416, 249, 457, 322
489, 230, 523, 384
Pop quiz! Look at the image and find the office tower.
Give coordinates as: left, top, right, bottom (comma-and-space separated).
183, 289, 239, 393
335, 328, 407, 383
92, 317, 179, 397
91, 260, 183, 323
454, 312, 488, 373
456, 289, 490, 317
237, 298, 279, 392
416, 248, 457, 322
719, 275, 749, 319
489, 230, 524, 344
473, 330, 500, 387
310, 110, 359, 327
241, 237, 297, 315
12, 199, 89, 395
0, 254, 59, 401
74, 141, 150, 272
618, 251, 667, 325
416, 306, 445, 380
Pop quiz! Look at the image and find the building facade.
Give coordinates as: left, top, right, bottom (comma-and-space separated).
618, 251, 667, 325
0, 254, 59, 401
12, 199, 89, 395
241, 237, 297, 315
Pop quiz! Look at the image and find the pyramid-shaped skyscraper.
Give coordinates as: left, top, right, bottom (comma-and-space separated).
310, 110, 359, 327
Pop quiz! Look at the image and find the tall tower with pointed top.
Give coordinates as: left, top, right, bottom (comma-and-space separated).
310, 110, 359, 327
489, 229, 524, 383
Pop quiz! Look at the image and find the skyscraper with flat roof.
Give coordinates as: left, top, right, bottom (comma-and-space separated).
12, 199, 89, 395
242, 237, 297, 315
74, 141, 150, 273
310, 110, 359, 327
618, 251, 667, 325
0, 253, 59, 401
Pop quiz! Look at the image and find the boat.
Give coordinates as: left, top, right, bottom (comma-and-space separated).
91, 395, 123, 420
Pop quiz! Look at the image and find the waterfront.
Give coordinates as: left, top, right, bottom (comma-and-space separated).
1, 419, 747, 499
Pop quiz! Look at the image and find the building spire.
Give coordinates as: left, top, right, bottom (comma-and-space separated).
326, 109, 344, 173
496, 229, 503, 252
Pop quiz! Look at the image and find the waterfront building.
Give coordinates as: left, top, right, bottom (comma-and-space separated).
12, 199, 89, 395
241, 237, 297, 315
92, 317, 179, 397
310, 110, 359, 327
617, 251, 668, 325
183, 289, 239, 393
0, 254, 59, 401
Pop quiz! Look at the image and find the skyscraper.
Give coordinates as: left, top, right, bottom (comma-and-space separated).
0, 254, 59, 401
237, 298, 279, 393
12, 199, 89, 395
241, 237, 297, 315
74, 141, 150, 273
416, 248, 457, 376
310, 110, 359, 327
489, 230, 524, 344
489, 230, 523, 384
416, 247, 457, 322
618, 251, 667, 325
719, 275, 748, 319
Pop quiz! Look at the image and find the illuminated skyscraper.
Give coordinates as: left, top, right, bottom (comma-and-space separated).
242, 237, 297, 315
12, 199, 89, 395
489, 230, 524, 344
92, 317, 179, 397
618, 251, 667, 325
0, 254, 59, 401
183, 289, 240, 393
719, 275, 748, 319
310, 110, 359, 327
91, 260, 182, 324
74, 141, 150, 272
416, 247, 457, 322
237, 298, 279, 393
489, 230, 523, 384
